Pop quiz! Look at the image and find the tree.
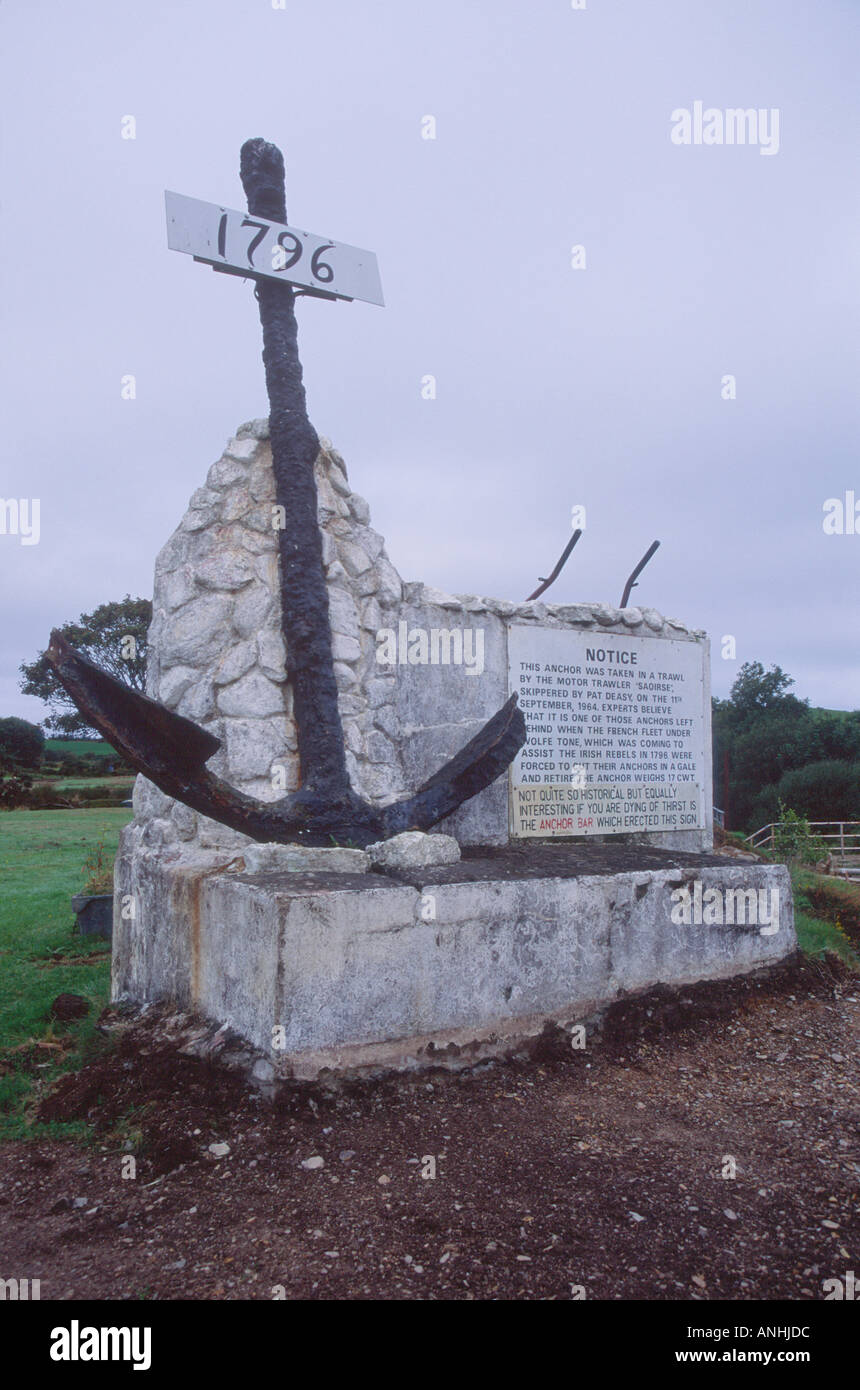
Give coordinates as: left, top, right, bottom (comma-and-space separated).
722, 661, 806, 724
753, 761, 860, 827
0, 716, 44, 769
19, 596, 152, 737
712, 661, 860, 831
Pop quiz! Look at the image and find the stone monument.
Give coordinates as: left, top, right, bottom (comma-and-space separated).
46, 139, 795, 1078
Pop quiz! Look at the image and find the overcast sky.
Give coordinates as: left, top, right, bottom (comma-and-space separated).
1, 0, 858, 726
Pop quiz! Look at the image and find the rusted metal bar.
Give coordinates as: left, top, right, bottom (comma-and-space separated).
240, 138, 350, 803
525, 530, 582, 602
620, 540, 660, 609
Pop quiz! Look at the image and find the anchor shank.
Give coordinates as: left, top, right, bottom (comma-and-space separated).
240, 138, 350, 800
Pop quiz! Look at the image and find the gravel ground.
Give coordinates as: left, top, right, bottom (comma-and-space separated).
0, 952, 857, 1301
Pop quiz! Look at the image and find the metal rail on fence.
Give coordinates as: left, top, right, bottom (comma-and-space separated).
744, 821, 860, 877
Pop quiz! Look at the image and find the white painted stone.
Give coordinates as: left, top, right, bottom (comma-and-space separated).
374, 557, 402, 605
132, 777, 173, 820
216, 671, 286, 718
236, 418, 269, 439
362, 529, 385, 562
220, 487, 254, 523
253, 553, 280, 592
365, 731, 396, 765
248, 460, 276, 502
197, 818, 253, 852
593, 603, 622, 626
241, 843, 369, 875
225, 436, 260, 462
158, 664, 198, 707
162, 567, 197, 613
177, 680, 217, 724
257, 630, 287, 681
366, 831, 461, 870
244, 505, 276, 534
348, 494, 371, 525
640, 607, 664, 631
158, 593, 234, 667
182, 507, 217, 532
171, 804, 198, 840
225, 718, 293, 780
327, 586, 360, 640
232, 582, 272, 637
340, 540, 373, 577
207, 456, 249, 489
190, 486, 219, 511
366, 677, 396, 708
213, 639, 257, 687
239, 527, 274, 556
361, 597, 382, 632
331, 633, 361, 663
333, 661, 358, 686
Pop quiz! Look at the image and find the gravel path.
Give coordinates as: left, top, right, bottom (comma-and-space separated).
1, 953, 857, 1301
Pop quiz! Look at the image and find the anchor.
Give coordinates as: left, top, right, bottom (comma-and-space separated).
47, 139, 526, 848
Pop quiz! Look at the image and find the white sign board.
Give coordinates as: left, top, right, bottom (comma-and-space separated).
508, 626, 707, 838
164, 191, 384, 306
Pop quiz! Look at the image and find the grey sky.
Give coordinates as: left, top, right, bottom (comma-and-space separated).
1, 0, 858, 726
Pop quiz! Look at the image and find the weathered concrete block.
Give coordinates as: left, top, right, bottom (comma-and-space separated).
366, 831, 461, 870
240, 843, 369, 875
113, 832, 795, 1079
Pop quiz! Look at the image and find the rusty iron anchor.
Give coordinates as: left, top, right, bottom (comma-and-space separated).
47, 138, 525, 848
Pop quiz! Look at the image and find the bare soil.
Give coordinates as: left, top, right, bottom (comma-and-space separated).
1, 953, 857, 1301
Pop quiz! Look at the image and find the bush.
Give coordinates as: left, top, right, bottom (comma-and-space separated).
771, 804, 828, 865
772, 760, 860, 825
0, 717, 44, 770
5, 782, 133, 811
0, 771, 34, 809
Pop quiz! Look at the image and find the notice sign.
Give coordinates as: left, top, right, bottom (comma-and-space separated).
508, 626, 707, 838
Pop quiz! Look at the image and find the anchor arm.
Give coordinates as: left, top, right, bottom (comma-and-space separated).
45, 632, 526, 848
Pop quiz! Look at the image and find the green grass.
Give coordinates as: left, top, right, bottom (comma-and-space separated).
0, 808, 132, 1139
43, 739, 118, 759
791, 868, 860, 966
794, 911, 857, 962
34, 777, 134, 791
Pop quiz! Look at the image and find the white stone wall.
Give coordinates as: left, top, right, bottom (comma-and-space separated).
131, 420, 712, 853
135, 420, 408, 853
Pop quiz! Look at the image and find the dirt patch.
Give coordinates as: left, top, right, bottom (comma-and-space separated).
1, 953, 857, 1301
34, 952, 110, 970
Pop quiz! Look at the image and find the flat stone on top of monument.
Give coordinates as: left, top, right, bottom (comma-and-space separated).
240, 843, 370, 875
366, 832, 461, 870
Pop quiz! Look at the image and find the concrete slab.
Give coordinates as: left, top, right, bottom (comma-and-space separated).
113, 837, 795, 1079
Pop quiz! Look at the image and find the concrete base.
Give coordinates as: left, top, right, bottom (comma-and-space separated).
113, 834, 795, 1079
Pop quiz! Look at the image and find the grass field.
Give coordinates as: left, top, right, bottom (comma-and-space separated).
44, 739, 118, 760
0, 808, 131, 1138
793, 868, 860, 964
34, 777, 133, 789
